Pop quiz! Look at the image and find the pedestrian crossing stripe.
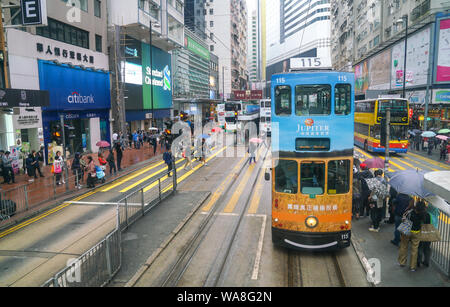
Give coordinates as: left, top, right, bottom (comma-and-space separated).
403, 156, 439, 172
119, 158, 185, 193
407, 152, 450, 171
160, 146, 227, 194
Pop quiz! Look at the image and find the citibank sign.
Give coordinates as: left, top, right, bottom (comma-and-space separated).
67, 91, 95, 104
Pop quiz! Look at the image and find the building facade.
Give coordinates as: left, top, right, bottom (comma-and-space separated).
2, 0, 111, 165
204, 0, 248, 100
331, 0, 450, 129
266, 0, 332, 95
108, 0, 184, 133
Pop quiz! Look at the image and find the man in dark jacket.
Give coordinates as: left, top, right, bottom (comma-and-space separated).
391, 193, 413, 246
163, 147, 174, 177
357, 163, 374, 217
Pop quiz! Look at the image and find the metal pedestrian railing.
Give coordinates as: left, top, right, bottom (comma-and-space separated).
42, 163, 178, 287
0, 168, 84, 223
430, 204, 450, 277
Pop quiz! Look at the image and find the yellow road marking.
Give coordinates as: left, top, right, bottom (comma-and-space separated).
119, 158, 184, 193
408, 152, 450, 170
202, 156, 246, 212
161, 146, 227, 194
223, 164, 255, 213
248, 170, 265, 214
403, 156, 439, 172
391, 156, 421, 170
0, 190, 96, 239
387, 159, 406, 171
101, 160, 166, 192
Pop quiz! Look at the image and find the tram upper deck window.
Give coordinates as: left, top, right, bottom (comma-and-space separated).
335, 84, 352, 115
275, 160, 298, 194
300, 162, 325, 195
327, 160, 350, 195
275, 86, 292, 116
295, 85, 331, 116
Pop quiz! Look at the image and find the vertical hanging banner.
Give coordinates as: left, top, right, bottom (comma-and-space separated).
20, 0, 48, 26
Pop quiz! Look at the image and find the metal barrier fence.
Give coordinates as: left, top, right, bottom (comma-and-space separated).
431, 206, 450, 277
42, 229, 122, 287
42, 164, 177, 287
0, 168, 85, 223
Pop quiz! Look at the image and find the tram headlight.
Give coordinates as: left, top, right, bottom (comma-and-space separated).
305, 216, 318, 229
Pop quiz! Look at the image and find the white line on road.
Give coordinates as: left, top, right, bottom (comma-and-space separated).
249, 214, 267, 280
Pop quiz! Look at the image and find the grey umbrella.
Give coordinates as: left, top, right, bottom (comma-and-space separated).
386, 170, 434, 199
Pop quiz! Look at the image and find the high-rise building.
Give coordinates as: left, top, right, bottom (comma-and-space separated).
205, 0, 248, 99
108, 0, 185, 132
247, 0, 267, 92
2, 0, 111, 158
184, 0, 207, 39
248, 9, 259, 83
266, 0, 332, 94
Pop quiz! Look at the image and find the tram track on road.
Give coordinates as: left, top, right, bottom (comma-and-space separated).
286, 251, 347, 287
160, 145, 269, 287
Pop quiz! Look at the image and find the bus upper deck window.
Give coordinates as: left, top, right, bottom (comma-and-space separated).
335, 84, 351, 115
295, 85, 331, 116
275, 86, 291, 116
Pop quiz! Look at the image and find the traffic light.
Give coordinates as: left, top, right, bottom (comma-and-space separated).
51, 124, 63, 145
180, 111, 188, 121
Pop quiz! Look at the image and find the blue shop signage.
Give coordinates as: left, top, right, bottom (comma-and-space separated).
38, 60, 111, 111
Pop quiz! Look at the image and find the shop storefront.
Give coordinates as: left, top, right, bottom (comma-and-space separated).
38, 60, 111, 161
0, 89, 49, 172
122, 37, 173, 133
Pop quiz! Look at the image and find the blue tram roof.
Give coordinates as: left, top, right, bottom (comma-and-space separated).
270, 71, 355, 157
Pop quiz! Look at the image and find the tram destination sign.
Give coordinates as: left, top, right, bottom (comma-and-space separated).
290, 57, 332, 70
0, 89, 50, 108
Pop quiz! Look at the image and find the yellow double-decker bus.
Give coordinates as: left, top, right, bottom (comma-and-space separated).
355, 99, 409, 153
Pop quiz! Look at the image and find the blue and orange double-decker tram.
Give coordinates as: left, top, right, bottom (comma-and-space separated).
269, 70, 355, 251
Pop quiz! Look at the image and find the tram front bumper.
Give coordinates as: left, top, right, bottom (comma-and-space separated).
272, 227, 351, 251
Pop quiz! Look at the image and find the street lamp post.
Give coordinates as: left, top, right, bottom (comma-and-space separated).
398, 15, 409, 100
